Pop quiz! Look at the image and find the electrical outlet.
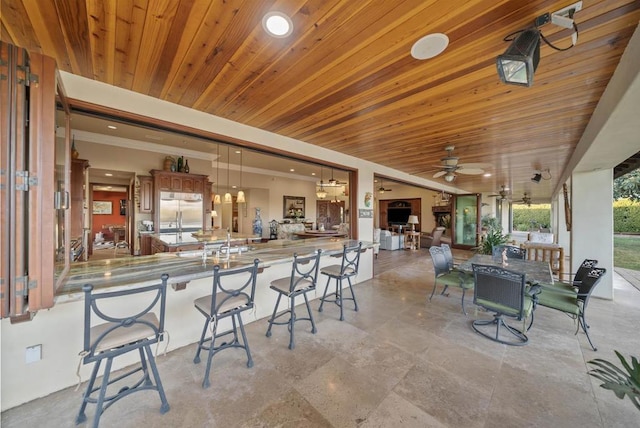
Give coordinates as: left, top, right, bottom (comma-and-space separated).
535, 13, 551, 28
25, 344, 42, 364
553, 1, 582, 19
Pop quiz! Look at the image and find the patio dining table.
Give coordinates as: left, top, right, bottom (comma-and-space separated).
459, 254, 554, 285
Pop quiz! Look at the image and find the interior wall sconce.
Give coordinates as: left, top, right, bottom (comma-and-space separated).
497, 2, 581, 87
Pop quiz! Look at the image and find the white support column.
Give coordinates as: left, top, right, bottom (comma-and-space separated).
571, 169, 614, 299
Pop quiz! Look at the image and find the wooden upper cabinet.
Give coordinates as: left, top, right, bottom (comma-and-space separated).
151, 170, 207, 193
182, 177, 195, 193
138, 176, 153, 213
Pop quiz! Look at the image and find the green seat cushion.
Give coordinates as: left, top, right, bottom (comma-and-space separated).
436, 272, 474, 289
476, 295, 534, 318
536, 289, 579, 315
537, 281, 576, 293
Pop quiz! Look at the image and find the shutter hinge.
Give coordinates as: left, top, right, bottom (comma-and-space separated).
14, 277, 36, 296
15, 170, 37, 190
15, 65, 38, 86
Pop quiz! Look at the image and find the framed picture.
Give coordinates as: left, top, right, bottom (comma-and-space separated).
93, 201, 112, 215
283, 195, 305, 218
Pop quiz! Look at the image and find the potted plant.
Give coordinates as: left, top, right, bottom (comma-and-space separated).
588, 351, 640, 411
474, 215, 510, 254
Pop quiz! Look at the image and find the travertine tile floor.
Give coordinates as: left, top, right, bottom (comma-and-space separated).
3, 249, 639, 427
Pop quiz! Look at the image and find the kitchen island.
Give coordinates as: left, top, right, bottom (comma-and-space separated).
3, 237, 374, 409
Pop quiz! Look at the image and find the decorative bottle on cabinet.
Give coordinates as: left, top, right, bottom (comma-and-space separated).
184, 159, 190, 173
176, 156, 183, 172
253, 208, 263, 237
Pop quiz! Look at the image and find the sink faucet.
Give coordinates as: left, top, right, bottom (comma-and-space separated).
218, 228, 232, 260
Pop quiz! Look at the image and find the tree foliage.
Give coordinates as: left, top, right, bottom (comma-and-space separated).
614, 170, 640, 201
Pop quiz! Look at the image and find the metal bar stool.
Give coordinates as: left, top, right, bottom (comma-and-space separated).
318, 242, 363, 321
266, 250, 322, 349
193, 259, 259, 388
76, 274, 170, 428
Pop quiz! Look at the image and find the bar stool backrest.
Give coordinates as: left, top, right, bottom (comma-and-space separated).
82, 273, 169, 364
289, 250, 322, 292
210, 259, 259, 316
339, 242, 363, 277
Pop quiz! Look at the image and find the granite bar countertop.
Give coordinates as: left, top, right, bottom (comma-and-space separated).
152, 231, 260, 246
58, 238, 370, 298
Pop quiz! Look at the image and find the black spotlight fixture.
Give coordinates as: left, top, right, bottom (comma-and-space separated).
496, 28, 541, 87
531, 173, 542, 183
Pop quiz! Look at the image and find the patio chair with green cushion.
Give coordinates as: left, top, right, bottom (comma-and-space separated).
530, 267, 606, 351
471, 264, 537, 346
428, 246, 474, 315
537, 259, 598, 293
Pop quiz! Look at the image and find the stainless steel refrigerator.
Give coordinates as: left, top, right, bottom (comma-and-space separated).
159, 191, 204, 232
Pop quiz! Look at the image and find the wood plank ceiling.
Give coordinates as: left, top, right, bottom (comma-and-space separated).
2, 0, 639, 200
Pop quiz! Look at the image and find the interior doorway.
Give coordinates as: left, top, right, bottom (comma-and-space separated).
316, 200, 345, 231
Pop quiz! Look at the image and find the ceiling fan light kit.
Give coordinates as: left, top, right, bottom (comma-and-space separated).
433, 145, 485, 182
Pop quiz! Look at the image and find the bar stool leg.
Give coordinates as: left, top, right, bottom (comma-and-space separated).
266, 293, 283, 338
236, 313, 253, 368
303, 293, 317, 334
337, 278, 344, 321
347, 277, 359, 311
144, 345, 170, 413
193, 317, 209, 364
76, 359, 102, 424
288, 295, 296, 350
92, 357, 114, 428
318, 275, 332, 312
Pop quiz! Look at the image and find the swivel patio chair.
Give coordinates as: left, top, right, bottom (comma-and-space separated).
318, 242, 362, 321
471, 264, 535, 346
422, 226, 445, 248
76, 274, 170, 428
193, 259, 259, 388
492, 244, 527, 260
266, 250, 322, 349
428, 246, 474, 315
531, 267, 606, 351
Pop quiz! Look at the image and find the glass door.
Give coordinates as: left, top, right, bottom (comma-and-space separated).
452, 194, 480, 248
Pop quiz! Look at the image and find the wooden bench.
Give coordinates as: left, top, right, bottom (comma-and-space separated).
521, 242, 564, 278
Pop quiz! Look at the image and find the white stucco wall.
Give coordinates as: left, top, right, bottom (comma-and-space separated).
571, 170, 614, 299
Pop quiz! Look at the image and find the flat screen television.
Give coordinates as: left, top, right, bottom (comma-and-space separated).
388, 208, 411, 225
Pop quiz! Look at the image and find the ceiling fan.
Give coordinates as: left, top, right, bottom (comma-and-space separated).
432, 145, 486, 182
327, 168, 347, 186
513, 192, 532, 206
488, 185, 510, 201
377, 179, 392, 193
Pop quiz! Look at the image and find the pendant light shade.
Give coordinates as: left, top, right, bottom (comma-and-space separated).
224, 145, 232, 203
236, 148, 245, 203
316, 166, 327, 199
214, 143, 222, 204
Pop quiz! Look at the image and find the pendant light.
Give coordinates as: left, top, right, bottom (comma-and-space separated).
316, 166, 327, 199
214, 143, 221, 204
224, 145, 232, 203
236, 148, 245, 203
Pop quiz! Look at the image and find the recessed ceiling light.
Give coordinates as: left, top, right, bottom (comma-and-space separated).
263, 12, 293, 38
290, 168, 295, 172
105, 173, 113, 176
483, 173, 492, 177
107, 125, 117, 129
235, 150, 241, 154
411, 33, 449, 60
232, 185, 237, 189
311, 172, 316, 176
107, 186, 112, 189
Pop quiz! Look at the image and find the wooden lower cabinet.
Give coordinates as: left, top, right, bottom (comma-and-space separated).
149, 236, 202, 254
140, 234, 152, 256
